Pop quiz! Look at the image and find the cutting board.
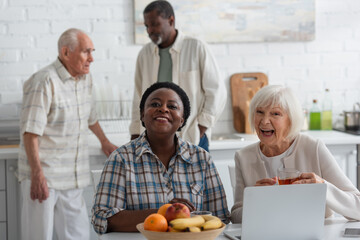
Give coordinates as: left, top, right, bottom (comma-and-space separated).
0, 145, 19, 149
231, 72, 268, 133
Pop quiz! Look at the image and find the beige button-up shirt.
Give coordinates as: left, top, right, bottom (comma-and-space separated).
130, 30, 227, 145
18, 58, 97, 190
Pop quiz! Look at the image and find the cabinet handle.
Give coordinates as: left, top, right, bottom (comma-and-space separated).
8, 166, 17, 172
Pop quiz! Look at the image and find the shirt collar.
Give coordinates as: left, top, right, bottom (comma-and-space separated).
134, 131, 192, 164
54, 58, 86, 82
151, 30, 184, 55
171, 30, 183, 53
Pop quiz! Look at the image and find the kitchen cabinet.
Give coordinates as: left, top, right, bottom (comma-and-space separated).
0, 223, 6, 240
328, 145, 357, 187
0, 160, 5, 190
0, 192, 6, 221
213, 159, 235, 209
0, 160, 5, 234
0, 158, 20, 240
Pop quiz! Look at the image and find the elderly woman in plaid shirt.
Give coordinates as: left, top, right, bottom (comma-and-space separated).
92, 82, 230, 233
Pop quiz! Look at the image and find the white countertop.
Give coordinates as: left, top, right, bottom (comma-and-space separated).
1, 130, 360, 160
99, 217, 360, 240
0, 147, 20, 159
211, 130, 360, 150
87, 130, 360, 156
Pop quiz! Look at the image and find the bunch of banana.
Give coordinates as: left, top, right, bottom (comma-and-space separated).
169, 215, 205, 230
200, 215, 223, 230
169, 215, 223, 232
186, 226, 202, 232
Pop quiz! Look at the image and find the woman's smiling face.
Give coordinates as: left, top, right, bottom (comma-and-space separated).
141, 88, 184, 137
254, 105, 291, 148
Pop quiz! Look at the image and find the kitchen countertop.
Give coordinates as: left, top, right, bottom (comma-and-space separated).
211, 130, 360, 150
0, 147, 20, 159
1, 130, 360, 160
88, 130, 360, 156
99, 217, 360, 240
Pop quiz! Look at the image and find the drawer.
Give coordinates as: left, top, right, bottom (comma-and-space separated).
83, 186, 95, 217
0, 222, 6, 240
0, 191, 6, 222
0, 161, 5, 190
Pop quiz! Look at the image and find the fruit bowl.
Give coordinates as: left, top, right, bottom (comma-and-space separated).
136, 222, 226, 240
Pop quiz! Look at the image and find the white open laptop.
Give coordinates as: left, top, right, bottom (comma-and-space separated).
224, 184, 327, 240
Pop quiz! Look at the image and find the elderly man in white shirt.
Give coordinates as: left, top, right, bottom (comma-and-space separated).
129, 1, 227, 151
18, 28, 117, 240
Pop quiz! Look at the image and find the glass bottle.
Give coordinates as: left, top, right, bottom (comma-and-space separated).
309, 99, 321, 130
321, 89, 332, 130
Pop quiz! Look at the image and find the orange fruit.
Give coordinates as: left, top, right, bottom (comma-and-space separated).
157, 203, 172, 217
143, 213, 168, 232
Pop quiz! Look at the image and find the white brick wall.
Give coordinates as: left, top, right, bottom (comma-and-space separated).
0, 50, 20, 62
9, 22, 50, 34
0, 8, 25, 21
10, 0, 47, 6
0, 0, 359, 134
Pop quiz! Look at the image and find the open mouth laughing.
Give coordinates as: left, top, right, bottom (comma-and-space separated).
155, 116, 170, 123
260, 129, 275, 136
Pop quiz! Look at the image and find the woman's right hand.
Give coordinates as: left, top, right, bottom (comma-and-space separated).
255, 177, 277, 186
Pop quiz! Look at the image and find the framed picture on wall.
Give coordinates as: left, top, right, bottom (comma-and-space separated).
134, 0, 315, 44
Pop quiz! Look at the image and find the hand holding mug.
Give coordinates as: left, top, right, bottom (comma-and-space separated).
277, 168, 300, 185
292, 172, 325, 184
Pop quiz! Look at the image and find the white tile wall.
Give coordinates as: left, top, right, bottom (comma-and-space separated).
0, 0, 359, 134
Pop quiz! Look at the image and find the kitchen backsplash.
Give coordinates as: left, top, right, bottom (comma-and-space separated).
0, 0, 360, 135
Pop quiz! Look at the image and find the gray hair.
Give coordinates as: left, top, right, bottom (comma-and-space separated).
144, 0, 175, 20
249, 85, 304, 141
57, 28, 85, 55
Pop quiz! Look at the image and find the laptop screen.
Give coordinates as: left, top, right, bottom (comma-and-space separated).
225, 184, 327, 240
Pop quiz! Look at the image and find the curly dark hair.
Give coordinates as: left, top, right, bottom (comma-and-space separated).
139, 82, 191, 131
143, 0, 175, 20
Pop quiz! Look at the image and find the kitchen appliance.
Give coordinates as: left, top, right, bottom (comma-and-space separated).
343, 103, 360, 131
230, 72, 268, 133
334, 103, 360, 135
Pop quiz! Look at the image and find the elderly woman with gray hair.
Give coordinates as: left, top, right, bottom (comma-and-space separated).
231, 85, 360, 223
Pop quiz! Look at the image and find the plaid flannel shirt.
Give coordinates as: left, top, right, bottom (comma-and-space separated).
92, 132, 230, 234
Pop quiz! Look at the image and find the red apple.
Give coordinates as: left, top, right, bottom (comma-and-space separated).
164, 203, 190, 222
